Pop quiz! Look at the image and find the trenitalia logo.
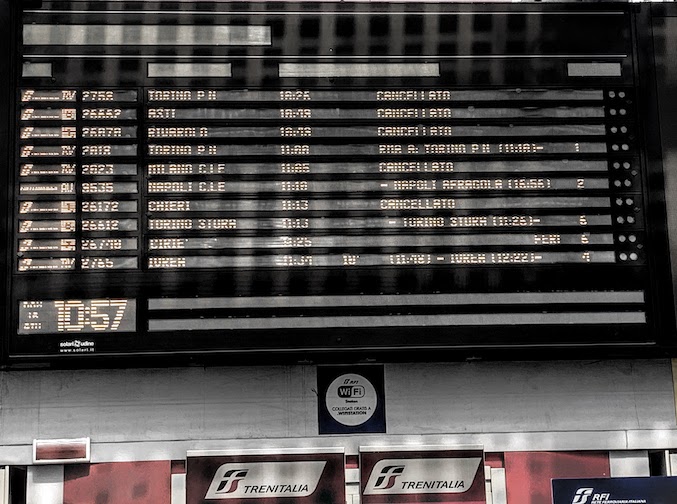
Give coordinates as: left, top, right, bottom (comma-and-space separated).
364, 458, 482, 495
210, 469, 248, 495
205, 461, 327, 500
373, 466, 405, 490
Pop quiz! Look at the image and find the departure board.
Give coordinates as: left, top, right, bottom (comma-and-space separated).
2, 0, 674, 363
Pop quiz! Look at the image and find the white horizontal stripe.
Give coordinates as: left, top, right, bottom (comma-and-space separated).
24, 54, 629, 59
149, 312, 646, 331
24, 25, 271, 46
188, 447, 344, 457
148, 62, 231, 78
25, 10, 626, 16
149, 292, 645, 310
280, 63, 439, 77
22, 62, 52, 77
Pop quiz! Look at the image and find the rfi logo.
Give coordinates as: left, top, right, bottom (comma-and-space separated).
572, 488, 611, 504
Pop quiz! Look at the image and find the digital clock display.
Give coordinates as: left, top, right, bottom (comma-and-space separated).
19, 299, 136, 334
3, 1, 671, 361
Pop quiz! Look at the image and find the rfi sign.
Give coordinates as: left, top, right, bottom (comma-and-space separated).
552, 477, 677, 504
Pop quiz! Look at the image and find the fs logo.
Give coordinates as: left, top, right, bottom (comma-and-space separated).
572, 488, 594, 504
572, 488, 611, 504
212, 469, 248, 495
337, 385, 365, 398
372, 465, 405, 490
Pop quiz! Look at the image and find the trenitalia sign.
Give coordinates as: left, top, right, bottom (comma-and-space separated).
186, 449, 345, 504
204, 462, 326, 499
360, 446, 486, 504
363, 458, 483, 495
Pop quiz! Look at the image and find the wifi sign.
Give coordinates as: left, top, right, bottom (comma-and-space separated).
319, 367, 384, 433
337, 385, 365, 398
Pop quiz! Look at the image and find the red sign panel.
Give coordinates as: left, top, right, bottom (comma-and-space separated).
63, 461, 170, 504
186, 449, 345, 504
34, 438, 89, 463
360, 446, 485, 504
504, 451, 610, 504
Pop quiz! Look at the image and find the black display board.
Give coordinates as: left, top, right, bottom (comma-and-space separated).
1, 1, 675, 364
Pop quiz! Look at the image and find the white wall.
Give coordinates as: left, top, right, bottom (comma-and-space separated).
0, 360, 675, 464
25, 466, 63, 504
0, 467, 8, 504
609, 451, 651, 476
